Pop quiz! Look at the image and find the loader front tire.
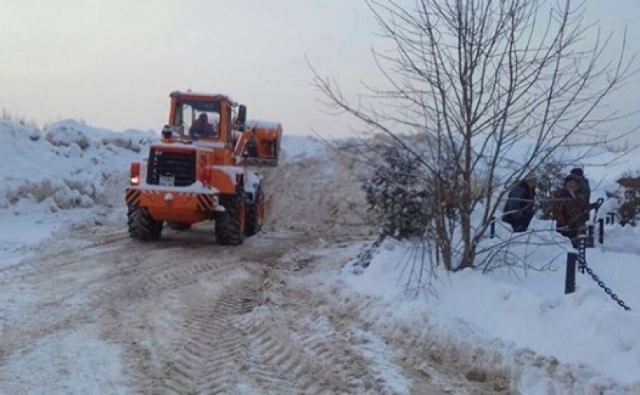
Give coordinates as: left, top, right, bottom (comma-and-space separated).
245, 188, 264, 237
127, 206, 163, 241
215, 184, 245, 245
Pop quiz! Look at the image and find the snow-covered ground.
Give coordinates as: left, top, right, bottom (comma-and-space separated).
1, 119, 640, 394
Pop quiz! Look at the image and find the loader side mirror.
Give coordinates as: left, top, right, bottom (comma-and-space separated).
237, 105, 247, 131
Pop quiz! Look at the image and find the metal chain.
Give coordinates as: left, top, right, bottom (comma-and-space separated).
577, 255, 632, 311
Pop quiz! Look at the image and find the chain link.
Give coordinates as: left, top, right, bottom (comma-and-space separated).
577, 255, 632, 311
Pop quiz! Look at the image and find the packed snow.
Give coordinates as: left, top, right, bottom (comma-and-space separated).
1, 118, 640, 394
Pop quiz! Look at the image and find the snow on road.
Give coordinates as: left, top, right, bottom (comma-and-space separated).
0, 223, 464, 394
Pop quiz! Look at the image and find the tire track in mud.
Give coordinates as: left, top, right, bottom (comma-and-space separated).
0, 227, 129, 284
98, 252, 235, 305
276, 264, 503, 395
240, 276, 406, 395
0, 228, 140, 360
91, 231, 321, 394
238, 309, 357, 394
0, 227, 247, 385
2, 223, 403, 394
232, 241, 403, 394
139, 272, 371, 395
142, 271, 295, 395
119, 237, 386, 395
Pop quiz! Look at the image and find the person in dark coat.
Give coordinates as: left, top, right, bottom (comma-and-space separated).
570, 167, 591, 222
502, 176, 537, 232
553, 175, 591, 248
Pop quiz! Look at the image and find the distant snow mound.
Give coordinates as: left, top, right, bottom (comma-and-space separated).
0, 119, 41, 142
46, 125, 90, 150
47, 121, 157, 153
280, 135, 329, 163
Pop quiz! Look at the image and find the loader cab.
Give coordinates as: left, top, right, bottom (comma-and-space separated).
167, 91, 242, 146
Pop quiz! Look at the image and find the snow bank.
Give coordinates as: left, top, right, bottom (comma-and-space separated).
0, 120, 372, 247
4, 119, 632, 243
0, 120, 158, 255
340, 226, 640, 393
0, 120, 157, 213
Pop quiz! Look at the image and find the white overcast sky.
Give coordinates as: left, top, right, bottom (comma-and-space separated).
1, 0, 639, 139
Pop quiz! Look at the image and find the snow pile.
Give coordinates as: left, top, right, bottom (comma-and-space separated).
339, 227, 640, 394
0, 119, 157, 256
0, 119, 375, 244
0, 120, 156, 213
263, 137, 374, 236
2, 119, 631, 243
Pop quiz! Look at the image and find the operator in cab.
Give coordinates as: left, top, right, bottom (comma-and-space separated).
189, 113, 217, 138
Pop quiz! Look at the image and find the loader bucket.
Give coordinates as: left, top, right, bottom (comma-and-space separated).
236, 120, 282, 167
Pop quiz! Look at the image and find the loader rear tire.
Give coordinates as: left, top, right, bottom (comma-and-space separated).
127, 206, 163, 241
215, 184, 245, 245
245, 188, 264, 237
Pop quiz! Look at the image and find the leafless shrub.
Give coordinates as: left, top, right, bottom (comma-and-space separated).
535, 160, 567, 220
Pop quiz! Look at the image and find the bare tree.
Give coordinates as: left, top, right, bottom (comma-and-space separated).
310, 0, 636, 276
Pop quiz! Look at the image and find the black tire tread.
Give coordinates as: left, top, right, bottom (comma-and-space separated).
215, 183, 245, 245
127, 206, 163, 241
245, 188, 264, 237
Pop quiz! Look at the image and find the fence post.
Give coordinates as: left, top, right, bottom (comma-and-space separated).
598, 218, 604, 244
565, 252, 577, 294
490, 216, 495, 239
607, 212, 615, 225
586, 224, 595, 248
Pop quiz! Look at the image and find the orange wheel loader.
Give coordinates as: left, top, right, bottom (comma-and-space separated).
125, 91, 282, 245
